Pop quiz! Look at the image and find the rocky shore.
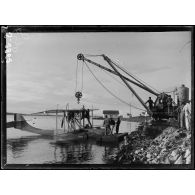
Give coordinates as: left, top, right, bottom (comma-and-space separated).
114, 122, 191, 164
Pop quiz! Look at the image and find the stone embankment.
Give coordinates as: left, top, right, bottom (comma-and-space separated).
114, 123, 191, 164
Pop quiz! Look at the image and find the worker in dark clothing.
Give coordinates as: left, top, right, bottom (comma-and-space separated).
162, 96, 167, 110
103, 115, 111, 135
115, 117, 121, 134
109, 117, 115, 134
85, 109, 92, 127
167, 95, 173, 114
145, 97, 154, 110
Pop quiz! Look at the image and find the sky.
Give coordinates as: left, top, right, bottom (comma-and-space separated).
6, 31, 191, 116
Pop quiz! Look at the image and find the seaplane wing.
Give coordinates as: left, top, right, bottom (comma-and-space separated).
31, 108, 99, 115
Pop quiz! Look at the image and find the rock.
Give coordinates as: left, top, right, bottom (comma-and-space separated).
179, 132, 187, 138
161, 148, 166, 153
146, 153, 151, 159
165, 157, 170, 164
154, 153, 157, 156
166, 142, 173, 149
174, 155, 183, 164
186, 134, 191, 139
169, 149, 179, 163
157, 155, 161, 160
186, 155, 191, 164
184, 149, 191, 158
134, 150, 139, 154
151, 159, 157, 164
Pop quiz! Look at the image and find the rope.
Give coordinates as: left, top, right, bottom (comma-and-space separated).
84, 54, 103, 57
163, 90, 175, 94
75, 59, 78, 92
101, 66, 128, 88
84, 61, 146, 112
110, 58, 161, 94
75, 59, 84, 92
81, 61, 84, 92
101, 66, 136, 104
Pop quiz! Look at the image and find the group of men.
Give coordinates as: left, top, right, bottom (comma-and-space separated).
145, 95, 173, 114
145, 95, 191, 131
103, 115, 121, 135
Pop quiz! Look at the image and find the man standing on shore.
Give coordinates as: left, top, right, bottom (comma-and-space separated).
115, 117, 121, 134
110, 117, 115, 134
145, 97, 154, 111
103, 115, 110, 135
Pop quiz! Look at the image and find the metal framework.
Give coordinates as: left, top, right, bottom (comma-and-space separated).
77, 53, 159, 116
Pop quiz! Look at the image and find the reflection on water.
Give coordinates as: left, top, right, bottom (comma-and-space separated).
6, 115, 139, 164
7, 137, 122, 164
52, 142, 93, 164
7, 136, 41, 159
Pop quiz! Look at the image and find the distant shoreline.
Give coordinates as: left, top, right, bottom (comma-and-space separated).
6, 113, 63, 116
7, 113, 150, 122
93, 116, 150, 122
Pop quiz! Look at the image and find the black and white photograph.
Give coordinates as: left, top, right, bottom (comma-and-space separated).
1, 26, 193, 169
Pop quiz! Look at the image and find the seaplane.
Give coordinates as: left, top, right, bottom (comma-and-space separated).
7, 105, 128, 144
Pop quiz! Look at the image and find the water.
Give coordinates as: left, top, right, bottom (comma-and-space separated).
6, 115, 139, 164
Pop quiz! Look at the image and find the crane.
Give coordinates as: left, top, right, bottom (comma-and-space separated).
77, 53, 178, 120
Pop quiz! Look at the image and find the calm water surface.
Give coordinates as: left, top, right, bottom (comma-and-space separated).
7, 115, 139, 164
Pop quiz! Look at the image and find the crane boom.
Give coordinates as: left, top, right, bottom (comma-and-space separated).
77, 54, 159, 96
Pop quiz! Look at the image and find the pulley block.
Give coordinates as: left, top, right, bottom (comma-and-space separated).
75, 91, 83, 104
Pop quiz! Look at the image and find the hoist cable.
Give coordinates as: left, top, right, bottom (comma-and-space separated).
111, 59, 160, 94
100, 65, 135, 102
163, 90, 175, 94
81, 61, 84, 92
111, 58, 160, 93
109, 58, 161, 94
84, 61, 146, 112
84, 54, 103, 57
101, 66, 129, 88
75, 59, 78, 92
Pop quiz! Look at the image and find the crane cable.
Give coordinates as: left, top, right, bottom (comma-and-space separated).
84, 61, 146, 112
81, 60, 84, 92
75, 59, 78, 92
110, 58, 161, 94
100, 64, 135, 100
101, 65, 129, 88
84, 54, 103, 57
75, 59, 84, 93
